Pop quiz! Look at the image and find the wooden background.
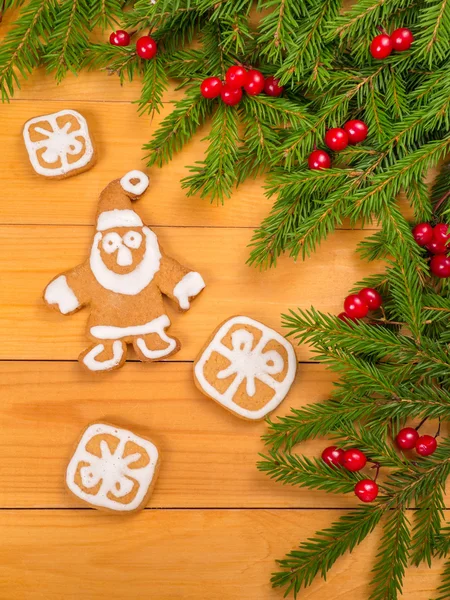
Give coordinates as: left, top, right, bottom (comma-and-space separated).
0, 12, 446, 600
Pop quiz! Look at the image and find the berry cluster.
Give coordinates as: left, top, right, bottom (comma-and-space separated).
396, 427, 437, 456
200, 66, 283, 106
321, 446, 378, 502
338, 287, 382, 321
370, 27, 414, 60
412, 222, 450, 278
308, 120, 368, 170
110, 30, 157, 60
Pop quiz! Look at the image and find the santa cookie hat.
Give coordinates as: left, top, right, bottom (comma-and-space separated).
96, 170, 149, 232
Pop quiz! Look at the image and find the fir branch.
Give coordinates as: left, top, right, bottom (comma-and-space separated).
0, 0, 56, 101
89, 0, 123, 29
136, 56, 167, 116
144, 84, 214, 168
436, 558, 450, 600
271, 507, 384, 597
44, 0, 91, 82
86, 43, 139, 83
258, 450, 361, 494
369, 508, 410, 600
182, 102, 240, 203
257, 0, 304, 64
412, 0, 450, 67
410, 485, 445, 567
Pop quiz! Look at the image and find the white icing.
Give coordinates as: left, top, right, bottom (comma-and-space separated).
173, 272, 205, 309
66, 423, 159, 512
82, 340, 125, 372
97, 209, 143, 232
194, 316, 297, 420
23, 109, 93, 177
120, 170, 149, 196
91, 314, 171, 340
135, 317, 177, 359
90, 227, 161, 295
44, 275, 80, 314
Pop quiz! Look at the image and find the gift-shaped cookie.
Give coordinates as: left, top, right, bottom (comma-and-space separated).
194, 316, 297, 420
23, 109, 95, 178
66, 423, 160, 513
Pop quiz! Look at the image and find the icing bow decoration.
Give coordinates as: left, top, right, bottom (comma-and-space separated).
80, 440, 142, 498
216, 329, 284, 397
34, 121, 84, 165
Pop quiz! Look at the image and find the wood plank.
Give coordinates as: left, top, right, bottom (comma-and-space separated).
0, 509, 445, 600
0, 361, 344, 509
0, 226, 383, 362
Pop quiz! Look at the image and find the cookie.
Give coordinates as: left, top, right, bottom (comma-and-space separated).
43, 170, 205, 372
23, 109, 95, 178
66, 422, 160, 513
194, 316, 297, 421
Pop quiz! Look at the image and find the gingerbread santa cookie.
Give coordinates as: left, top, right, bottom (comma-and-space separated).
194, 316, 297, 420
23, 109, 95, 178
44, 170, 205, 372
66, 422, 160, 513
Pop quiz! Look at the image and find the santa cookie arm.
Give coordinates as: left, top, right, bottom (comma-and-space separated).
156, 255, 205, 310
44, 262, 92, 315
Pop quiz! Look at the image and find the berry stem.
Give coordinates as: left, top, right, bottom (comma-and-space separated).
435, 417, 441, 439
415, 416, 428, 431
370, 461, 381, 481
433, 190, 450, 214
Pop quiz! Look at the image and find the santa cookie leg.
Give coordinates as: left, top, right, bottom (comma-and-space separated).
43, 170, 205, 373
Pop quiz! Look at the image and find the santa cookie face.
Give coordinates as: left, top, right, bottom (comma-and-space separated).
23, 109, 95, 178
43, 171, 205, 372
194, 316, 297, 420
66, 423, 160, 513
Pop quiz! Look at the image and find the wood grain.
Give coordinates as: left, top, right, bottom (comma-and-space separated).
0, 361, 343, 508
0, 101, 417, 227
0, 100, 274, 227
0, 509, 445, 600
0, 225, 383, 361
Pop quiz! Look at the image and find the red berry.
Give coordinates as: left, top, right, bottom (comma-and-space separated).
338, 312, 357, 324
225, 65, 248, 88
354, 479, 379, 502
433, 223, 449, 245
396, 427, 419, 450
416, 435, 437, 456
427, 240, 449, 254
342, 449, 367, 471
244, 69, 265, 96
412, 222, 433, 246
109, 30, 130, 47
370, 34, 393, 59
343, 294, 369, 319
200, 77, 222, 99
358, 288, 382, 310
324, 128, 349, 152
264, 75, 284, 97
321, 446, 345, 467
136, 36, 157, 60
430, 254, 450, 278
343, 120, 368, 144
220, 84, 242, 106
308, 149, 331, 170
391, 27, 414, 51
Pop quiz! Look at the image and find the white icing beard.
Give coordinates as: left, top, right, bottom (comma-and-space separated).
90, 226, 161, 295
